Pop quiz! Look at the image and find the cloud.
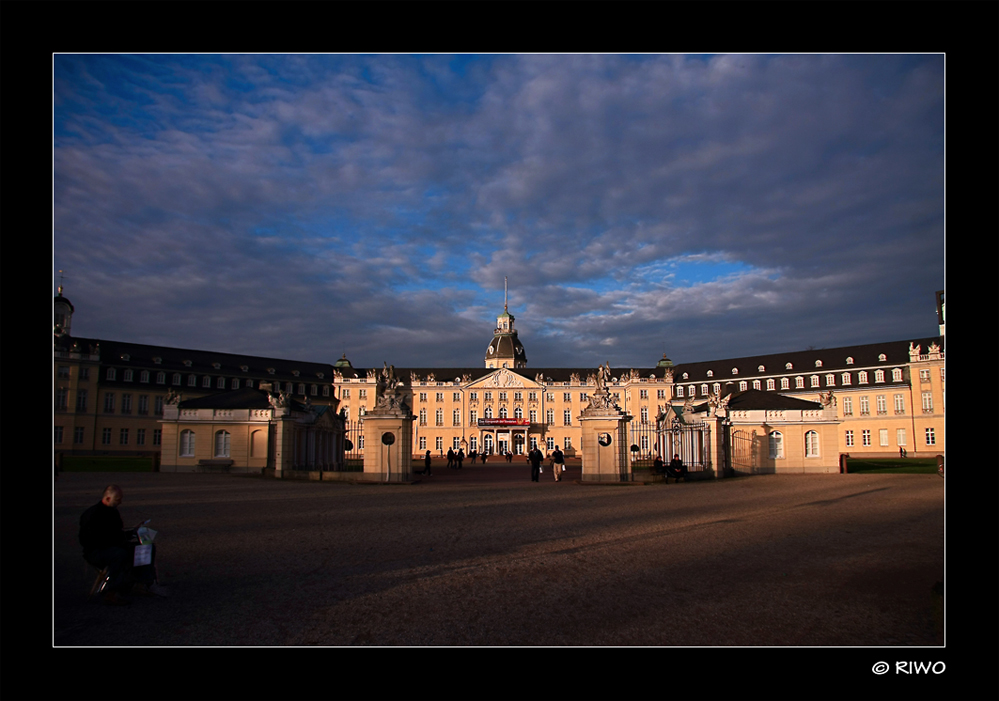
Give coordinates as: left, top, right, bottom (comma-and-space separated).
54, 54, 944, 369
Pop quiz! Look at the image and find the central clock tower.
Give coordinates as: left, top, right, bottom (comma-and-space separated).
485, 278, 527, 369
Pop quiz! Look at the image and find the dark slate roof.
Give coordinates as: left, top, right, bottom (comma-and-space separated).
177, 386, 312, 412
81, 337, 335, 384
671, 337, 942, 384
689, 389, 823, 413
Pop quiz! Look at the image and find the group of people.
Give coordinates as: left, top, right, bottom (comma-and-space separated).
78, 484, 166, 605
652, 454, 688, 482
528, 446, 566, 482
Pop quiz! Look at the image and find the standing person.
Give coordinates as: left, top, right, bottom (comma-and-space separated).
79, 485, 158, 605
424, 450, 432, 476
529, 447, 543, 482
550, 446, 565, 482
506, 450, 513, 463
457, 448, 465, 469
447, 448, 455, 469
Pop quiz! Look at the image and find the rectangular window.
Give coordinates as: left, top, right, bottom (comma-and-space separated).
120, 394, 132, 414
894, 394, 905, 414
102, 428, 113, 445
862, 430, 871, 447
546, 437, 555, 450
657, 389, 666, 399
136, 429, 146, 446
469, 410, 477, 425
810, 376, 820, 388
58, 366, 70, 379
454, 392, 462, 402
676, 386, 684, 397
55, 426, 64, 444
919, 369, 931, 382
876, 395, 886, 415
120, 428, 129, 445
453, 410, 461, 426
155, 396, 164, 416
859, 396, 870, 416
76, 389, 88, 412
640, 389, 648, 399
896, 429, 906, 446
563, 437, 572, 450
419, 409, 427, 426
202, 376, 212, 388
795, 377, 804, 389
546, 410, 554, 426
74, 427, 85, 444
138, 395, 149, 415
435, 409, 444, 426
419, 436, 427, 450
485, 392, 493, 401
153, 429, 161, 446
842, 397, 853, 416
140, 370, 150, 383
437, 392, 445, 402
563, 392, 571, 402
81, 367, 90, 380
358, 389, 367, 399
103, 393, 115, 413
343, 389, 351, 399
879, 429, 889, 447
419, 392, 427, 402
563, 411, 572, 426
845, 430, 854, 447
56, 388, 68, 410
921, 392, 934, 413
453, 437, 461, 450
529, 410, 537, 423
925, 428, 936, 445
435, 437, 443, 451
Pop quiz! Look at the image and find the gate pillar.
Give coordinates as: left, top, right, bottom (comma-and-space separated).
578, 386, 633, 482
362, 367, 415, 482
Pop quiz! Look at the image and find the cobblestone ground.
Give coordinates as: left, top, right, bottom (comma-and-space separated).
54, 464, 944, 647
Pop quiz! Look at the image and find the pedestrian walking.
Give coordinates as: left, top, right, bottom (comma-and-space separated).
550, 447, 565, 482
529, 448, 543, 482
424, 450, 432, 476
447, 448, 455, 469
457, 448, 465, 469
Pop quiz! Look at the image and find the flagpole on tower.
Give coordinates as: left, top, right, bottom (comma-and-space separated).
504, 276, 508, 312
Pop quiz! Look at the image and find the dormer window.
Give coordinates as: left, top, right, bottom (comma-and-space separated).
758, 365, 765, 372
846, 357, 854, 365
183, 360, 193, 367
292, 370, 300, 377
267, 368, 276, 375
878, 354, 887, 362
706, 370, 713, 378
815, 360, 823, 368
153, 357, 162, 365
682, 373, 689, 380
120, 354, 130, 361
212, 362, 221, 370
241, 365, 249, 372
317, 373, 325, 379
785, 363, 793, 370
731, 368, 738, 375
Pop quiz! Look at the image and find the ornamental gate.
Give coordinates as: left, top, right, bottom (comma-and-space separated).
728, 429, 757, 473
345, 420, 364, 466
630, 416, 709, 472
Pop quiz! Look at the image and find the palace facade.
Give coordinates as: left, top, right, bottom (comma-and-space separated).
54, 288, 945, 472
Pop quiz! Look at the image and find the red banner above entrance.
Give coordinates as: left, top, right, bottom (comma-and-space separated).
477, 418, 529, 427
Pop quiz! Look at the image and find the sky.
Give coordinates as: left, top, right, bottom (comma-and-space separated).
53, 54, 944, 370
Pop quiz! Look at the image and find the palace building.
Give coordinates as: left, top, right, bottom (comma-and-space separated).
54, 286, 945, 473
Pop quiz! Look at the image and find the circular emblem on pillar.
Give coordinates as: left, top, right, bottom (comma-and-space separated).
598, 433, 612, 446
344, 439, 354, 451
381, 432, 396, 446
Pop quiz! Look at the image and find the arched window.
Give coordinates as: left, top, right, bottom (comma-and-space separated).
805, 430, 820, 458
499, 406, 508, 419
180, 430, 195, 457
766, 379, 775, 391
769, 431, 783, 459
214, 430, 230, 457
892, 368, 903, 382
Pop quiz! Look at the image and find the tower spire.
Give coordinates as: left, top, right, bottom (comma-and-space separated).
504, 276, 508, 312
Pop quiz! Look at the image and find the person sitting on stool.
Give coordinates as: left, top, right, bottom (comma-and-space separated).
79, 485, 159, 605
666, 454, 688, 483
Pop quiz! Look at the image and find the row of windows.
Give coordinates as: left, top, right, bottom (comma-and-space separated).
687, 354, 894, 379
57, 366, 90, 380
55, 426, 163, 446
676, 368, 905, 397
415, 408, 590, 426
417, 435, 572, 453
844, 428, 937, 447
178, 429, 238, 457
767, 431, 821, 459
103, 368, 330, 396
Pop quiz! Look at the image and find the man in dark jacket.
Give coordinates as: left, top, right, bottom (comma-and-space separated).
666, 454, 688, 483
79, 485, 156, 604
528, 448, 543, 482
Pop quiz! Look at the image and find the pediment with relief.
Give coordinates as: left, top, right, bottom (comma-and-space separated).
466, 367, 537, 390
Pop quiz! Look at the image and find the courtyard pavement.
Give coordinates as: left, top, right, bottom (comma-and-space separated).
53, 461, 944, 648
